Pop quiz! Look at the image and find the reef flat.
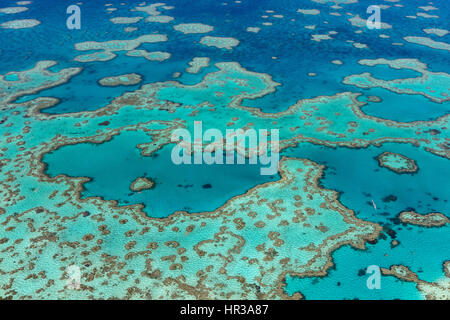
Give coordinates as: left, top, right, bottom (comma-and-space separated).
173, 23, 213, 34
1, 18, 40, 29
0, 155, 381, 299
186, 57, 210, 74
199, 36, 240, 50
382, 263, 450, 300
343, 59, 450, 103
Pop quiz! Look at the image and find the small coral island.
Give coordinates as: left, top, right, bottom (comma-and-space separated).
399, 211, 449, 227
130, 177, 155, 192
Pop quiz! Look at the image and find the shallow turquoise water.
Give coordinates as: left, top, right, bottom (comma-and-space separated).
284, 142, 450, 299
